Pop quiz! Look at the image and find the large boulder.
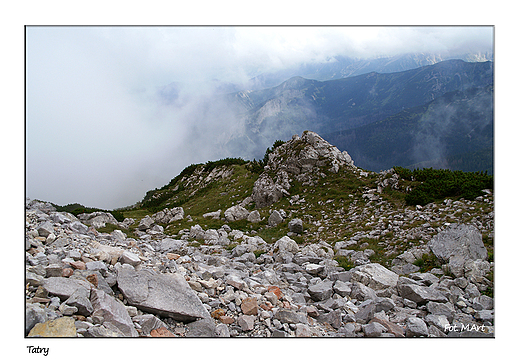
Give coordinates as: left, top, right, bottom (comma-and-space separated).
90, 288, 138, 337
428, 224, 487, 277
42, 277, 92, 300
116, 265, 209, 322
78, 211, 118, 229
224, 205, 250, 222
152, 207, 184, 224
350, 263, 399, 291
137, 215, 155, 231
273, 236, 299, 255
251, 174, 287, 209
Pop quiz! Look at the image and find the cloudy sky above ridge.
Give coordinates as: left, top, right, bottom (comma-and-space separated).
25, 26, 493, 209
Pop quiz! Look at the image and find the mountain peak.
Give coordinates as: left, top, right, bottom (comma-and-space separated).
251, 131, 356, 208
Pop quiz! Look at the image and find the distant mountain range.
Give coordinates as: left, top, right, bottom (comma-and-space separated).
222, 59, 493, 173
246, 51, 493, 89
157, 54, 494, 174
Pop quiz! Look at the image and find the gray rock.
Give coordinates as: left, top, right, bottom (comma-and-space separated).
273, 236, 299, 255
475, 310, 494, 322
237, 315, 255, 331
26, 303, 48, 335
26, 272, 45, 286
157, 238, 186, 254
351, 263, 399, 291
374, 297, 396, 312
189, 225, 206, 240
426, 301, 456, 321
398, 283, 448, 305
355, 303, 376, 324
308, 280, 334, 302
116, 266, 209, 322
224, 205, 250, 222
215, 323, 230, 337
84, 324, 125, 337
119, 251, 141, 267
288, 218, 303, 234
295, 323, 313, 337
363, 321, 386, 337
247, 210, 262, 223
317, 309, 342, 329
186, 317, 217, 337
305, 263, 325, 275
137, 216, 155, 231
428, 224, 487, 277
405, 317, 429, 337
90, 288, 138, 337
333, 280, 352, 297
132, 314, 167, 335
273, 309, 308, 324
64, 287, 93, 316
350, 282, 377, 302
425, 314, 450, 330
69, 221, 89, 234
268, 210, 284, 226
473, 295, 493, 310
37, 221, 54, 238
42, 277, 92, 300
251, 174, 286, 208
271, 329, 288, 337
203, 210, 221, 220
85, 261, 107, 274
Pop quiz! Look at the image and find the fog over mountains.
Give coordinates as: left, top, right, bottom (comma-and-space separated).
158, 56, 493, 174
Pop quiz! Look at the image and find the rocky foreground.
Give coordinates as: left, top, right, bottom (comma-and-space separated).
25, 200, 494, 338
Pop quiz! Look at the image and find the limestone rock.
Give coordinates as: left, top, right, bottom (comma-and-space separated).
28, 316, 76, 337
137, 215, 155, 231
90, 288, 138, 337
116, 266, 209, 322
247, 210, 262, 223
288, 218, 303, 234
268, 210, 284, 226
119, 251, 141, 267
203, 210, 221, 220
308, 281, 333, 302
351, 263, 399, 291
398, 283, 448, 305
237, 315, 255, 331
26, 303, 48, 335
428, 224, 487, 277
64, 287, 93, 316
251, 174, 287, 209
224, 205, 250, 222
42, 277, 92, 300
405, 317, 429, 337
273, 236, 299, 255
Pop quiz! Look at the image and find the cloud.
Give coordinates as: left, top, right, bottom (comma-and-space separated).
25, 26, 493, 209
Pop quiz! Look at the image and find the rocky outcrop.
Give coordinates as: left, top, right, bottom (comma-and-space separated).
252, 131, 356, 208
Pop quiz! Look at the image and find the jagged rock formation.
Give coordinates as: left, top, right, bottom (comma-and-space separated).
252, 131, 356, 208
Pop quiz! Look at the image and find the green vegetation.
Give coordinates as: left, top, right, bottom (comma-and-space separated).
413, 253, 442, 273
393, 167, 493, 206
53, 203, 125, 222
334, 255, 355, 271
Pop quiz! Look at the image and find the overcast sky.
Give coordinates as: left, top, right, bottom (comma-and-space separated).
25, 26, 493, 209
